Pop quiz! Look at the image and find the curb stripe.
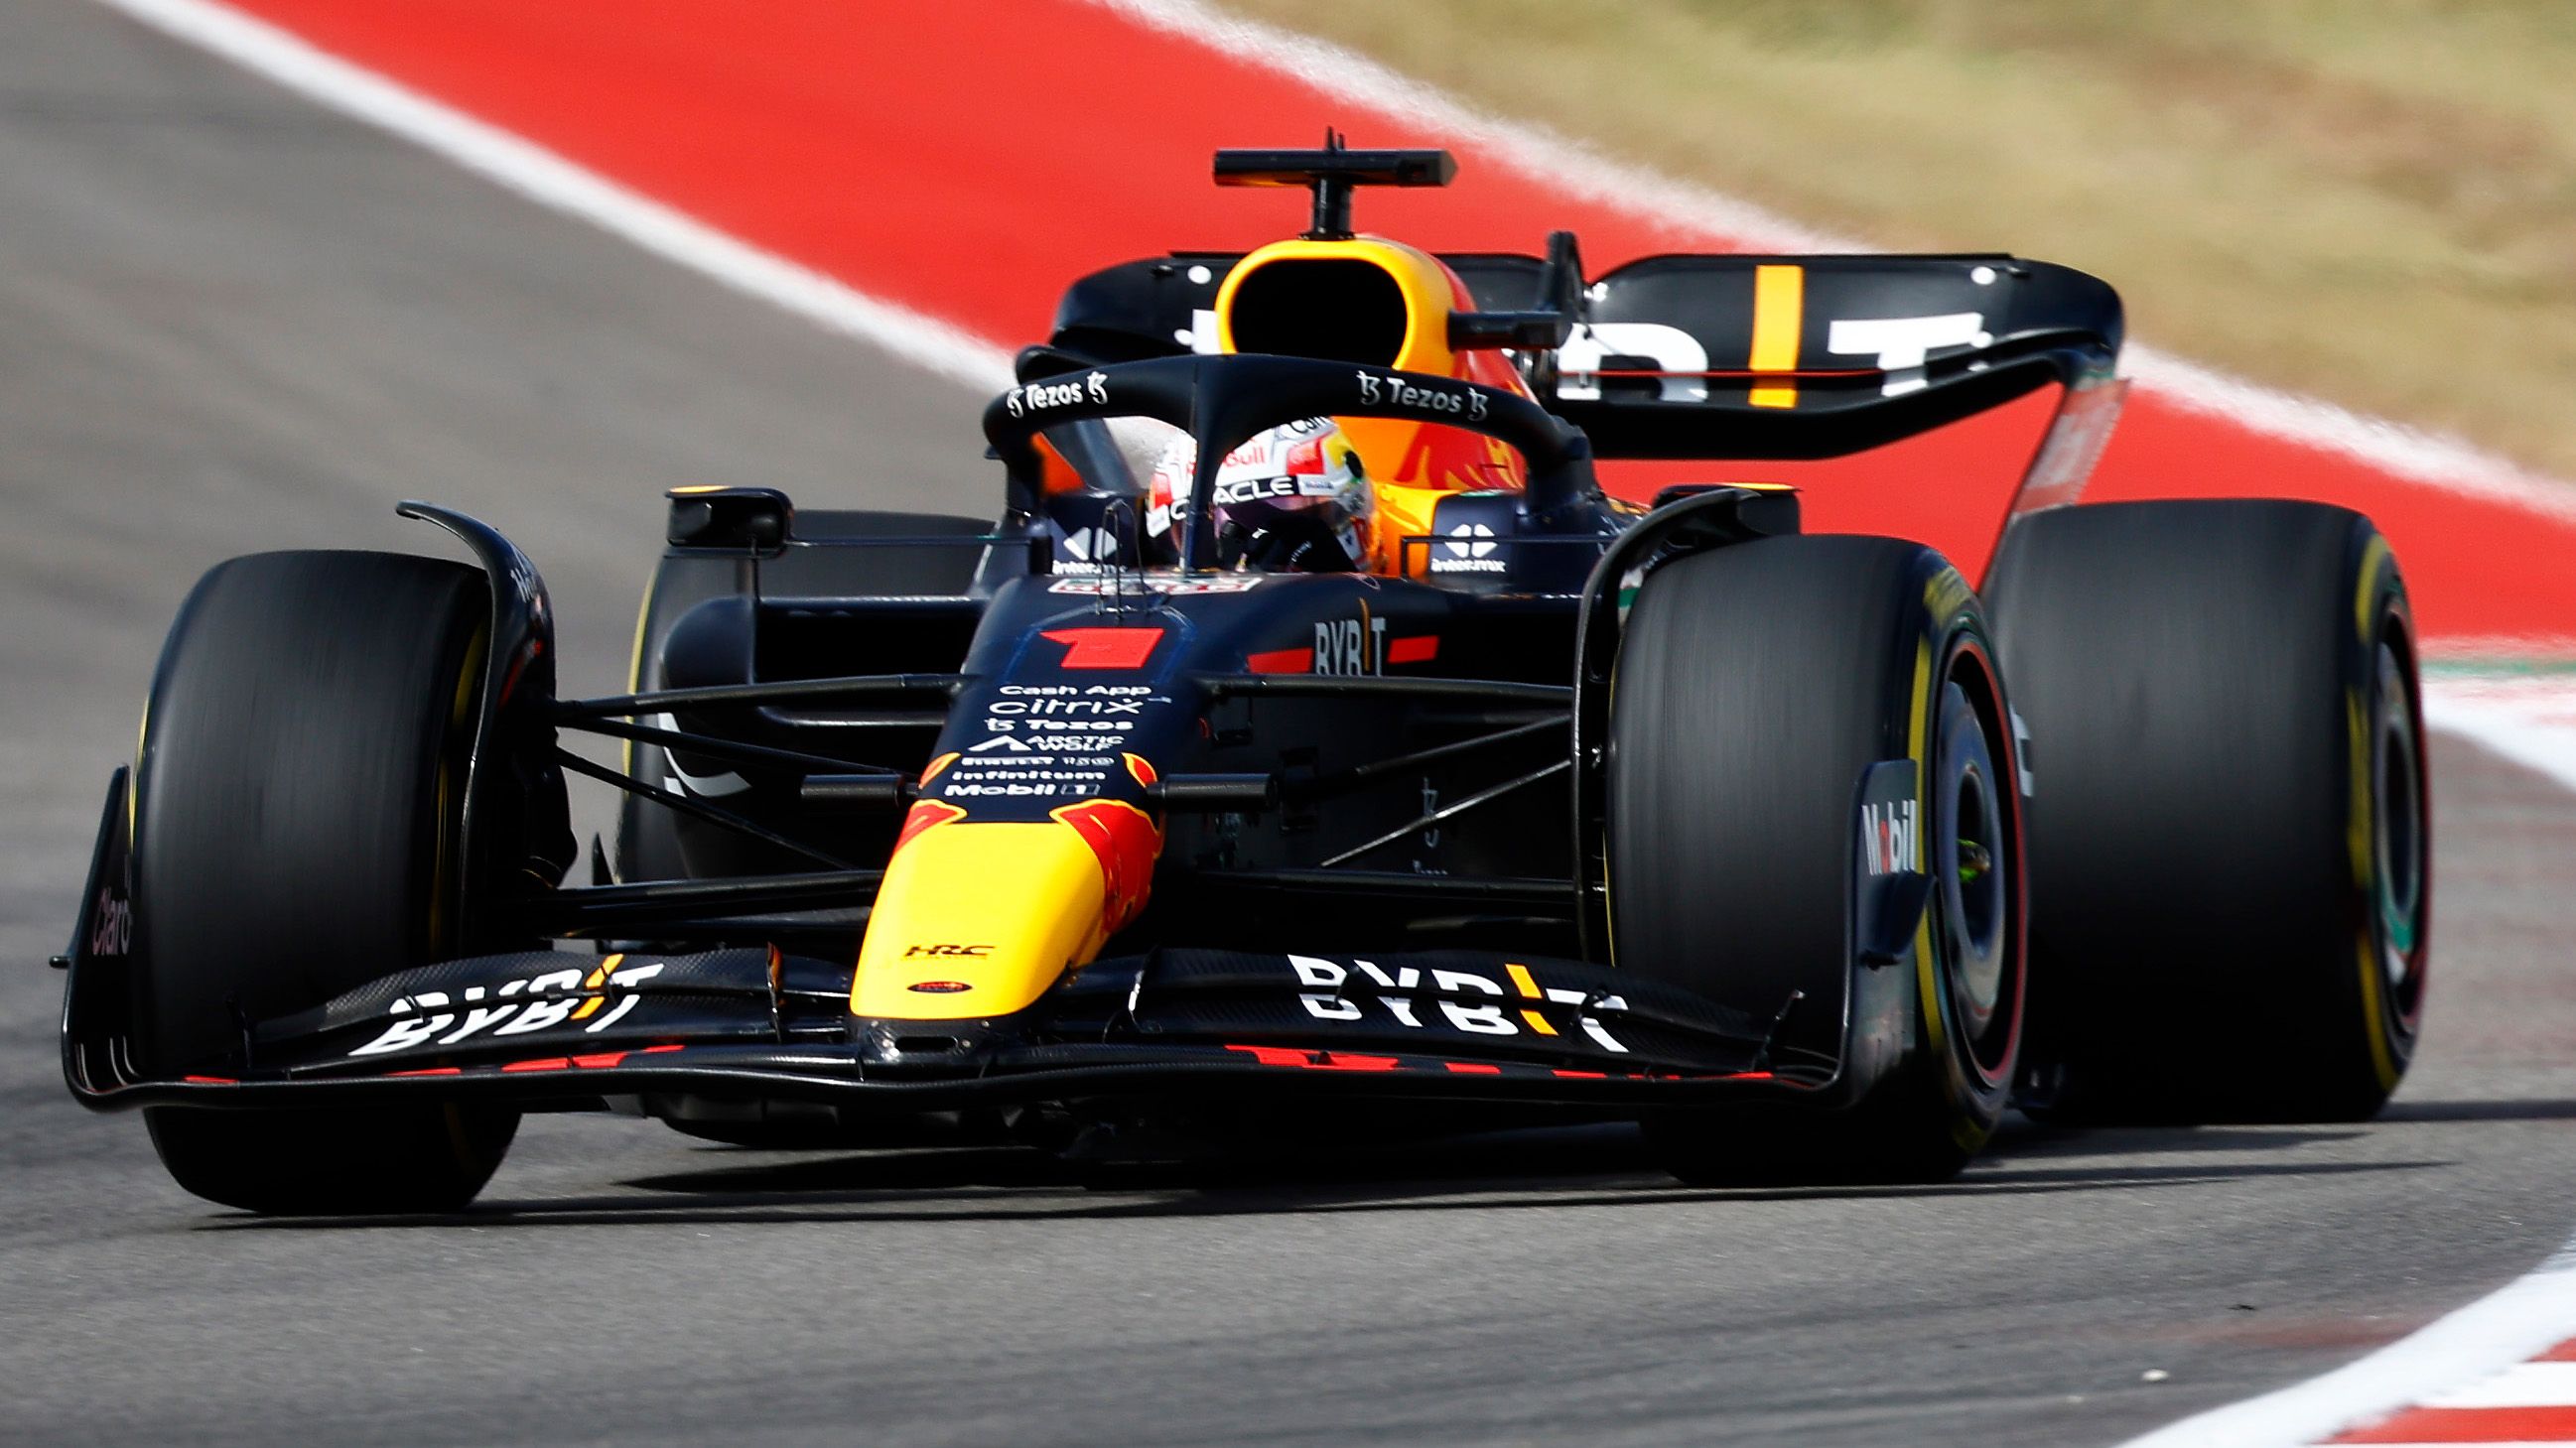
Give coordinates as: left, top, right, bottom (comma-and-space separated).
2114, 1242, 2576, 1447
2421, 1363, 2576, 1409
88, 0, 1015, 394
2332, 1404, 2576, 1442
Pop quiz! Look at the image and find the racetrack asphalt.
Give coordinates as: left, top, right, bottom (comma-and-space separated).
4, 4, 2574, 1444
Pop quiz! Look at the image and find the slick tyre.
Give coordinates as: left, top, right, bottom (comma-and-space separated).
132, 551, 519, 1213
616, 509, 989, 884
614, 548, 741, 886
1985, 501, 2426, 1122
1607, 537, 2027, 1184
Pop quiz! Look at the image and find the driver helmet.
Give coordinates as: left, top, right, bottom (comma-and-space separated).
1145, 417, 1373, 573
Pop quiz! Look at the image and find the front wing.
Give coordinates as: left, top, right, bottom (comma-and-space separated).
64, 942, 1824, 1115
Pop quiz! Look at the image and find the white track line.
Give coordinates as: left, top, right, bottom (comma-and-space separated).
1095, 0, 2576, 527
2113, 1237, 2576, 1446
2421, 1362, 2576, 1409
90, 0, 1015, 394
2423, 678, 2576, 796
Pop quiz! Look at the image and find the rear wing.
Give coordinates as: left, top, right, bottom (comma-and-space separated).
1043, 248, 2127, 520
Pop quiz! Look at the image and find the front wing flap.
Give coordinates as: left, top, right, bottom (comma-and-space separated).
66, 943, 1824, 1112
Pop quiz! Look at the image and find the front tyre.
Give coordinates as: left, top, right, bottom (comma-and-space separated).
132, 551, 520, 1213
1605, 537, 2027, 1184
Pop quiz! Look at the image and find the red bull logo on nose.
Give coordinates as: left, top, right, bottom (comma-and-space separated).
1051, 798, 1163, 935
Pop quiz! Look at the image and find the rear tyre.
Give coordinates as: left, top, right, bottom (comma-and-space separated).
1607, 537, 2027, 1184
614, 550, 742, 886
1985, 500, 2426, 1123
133, 551, 520, 1213
616, 509, 990, 883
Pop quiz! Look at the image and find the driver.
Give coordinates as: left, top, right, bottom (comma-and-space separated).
1143, 417, 1373, 574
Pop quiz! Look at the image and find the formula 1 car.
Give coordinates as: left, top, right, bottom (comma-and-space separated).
58, 143, 2430, 1213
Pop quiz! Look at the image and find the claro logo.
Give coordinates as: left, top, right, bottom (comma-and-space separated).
87, 888, 132, 958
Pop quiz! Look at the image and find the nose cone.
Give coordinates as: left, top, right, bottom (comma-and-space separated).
850, 800, 1161, 1021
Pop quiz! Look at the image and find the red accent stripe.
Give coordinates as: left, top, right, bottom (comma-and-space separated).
1041, 626, 1162, 670
1551, 1069, 1607, 1079
2538, 1338, 2576, 1363
1223, 1044, 1400, 1072
641, 1043, 686, 1054
2332, 1404, 2576, 1442
181, 1075, 237, 1085
571, 1051, 628, 1070
1227, 1044, 1311, 1067
1442, 1061, 1503, 1075
386, 1067, 462, 1078
1385, 635, 1439, 665
1314, 1053, 1400, 1072
500, 1056, 572, 1073
1245, 647, 1312, 675
1050, 798, 1165, 935
892, 798, 966, 854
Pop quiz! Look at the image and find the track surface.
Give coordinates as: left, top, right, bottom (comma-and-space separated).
4, 5, 2574, 1444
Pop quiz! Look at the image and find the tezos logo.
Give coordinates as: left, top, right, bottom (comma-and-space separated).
1006, 370, 1109, 418
1355, 370, 1488, 420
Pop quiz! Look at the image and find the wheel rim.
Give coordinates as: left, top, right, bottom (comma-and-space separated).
1932, 659, 2021, 1089
2372, 637, 2426, 1019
